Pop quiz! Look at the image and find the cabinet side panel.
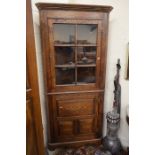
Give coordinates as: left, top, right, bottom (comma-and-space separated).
40, 11, 53, 143
100, 13, 110, 89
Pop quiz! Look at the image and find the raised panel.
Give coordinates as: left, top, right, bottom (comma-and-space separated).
57, 99, 95, 117
57, 120, 75, 137
78, 118, 94, 134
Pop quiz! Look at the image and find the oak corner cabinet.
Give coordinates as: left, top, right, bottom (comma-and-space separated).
36, 3, 113, 150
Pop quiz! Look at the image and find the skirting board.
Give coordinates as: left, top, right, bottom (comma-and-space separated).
48, 138, 102, 150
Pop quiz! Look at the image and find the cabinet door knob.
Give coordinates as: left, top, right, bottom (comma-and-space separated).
59, 106, 63, 109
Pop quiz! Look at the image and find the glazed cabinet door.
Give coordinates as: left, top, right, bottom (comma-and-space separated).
47, 19, 102, 92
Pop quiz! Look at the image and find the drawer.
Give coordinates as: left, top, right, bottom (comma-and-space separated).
56, 98, 96, 117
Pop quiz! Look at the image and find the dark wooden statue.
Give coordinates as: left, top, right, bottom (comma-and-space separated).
102, 59, 122, 155
113, 59, 121, 114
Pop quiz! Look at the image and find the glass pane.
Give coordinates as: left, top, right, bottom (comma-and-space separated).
77, 24, 97, 44
77, 47, 96, 65
56, 68, 75, 85
55, 47, 75, 65
53, 24, 75, 44
77, 67, 96, 83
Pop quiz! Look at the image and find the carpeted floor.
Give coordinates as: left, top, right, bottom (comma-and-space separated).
52, 145, 128, 155
53, 145, 112, 155
53, 145, 95, 155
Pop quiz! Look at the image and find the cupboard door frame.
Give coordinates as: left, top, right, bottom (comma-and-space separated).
47, 19, 102, 91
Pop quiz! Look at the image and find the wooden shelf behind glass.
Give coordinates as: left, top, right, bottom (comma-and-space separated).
54, 44, 97, 47
55, 64, 96, 68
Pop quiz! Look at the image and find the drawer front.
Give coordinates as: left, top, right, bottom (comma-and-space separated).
57, 99, 96, 117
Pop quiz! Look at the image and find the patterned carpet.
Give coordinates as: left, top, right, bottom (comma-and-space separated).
53, 145, 112, 155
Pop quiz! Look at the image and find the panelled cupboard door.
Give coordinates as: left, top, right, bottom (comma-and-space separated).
47, 19, 102, 92
26, 0, 45, 154
48, 93, 102, 143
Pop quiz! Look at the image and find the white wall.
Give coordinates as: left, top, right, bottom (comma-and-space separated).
31, 0, 129, 148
